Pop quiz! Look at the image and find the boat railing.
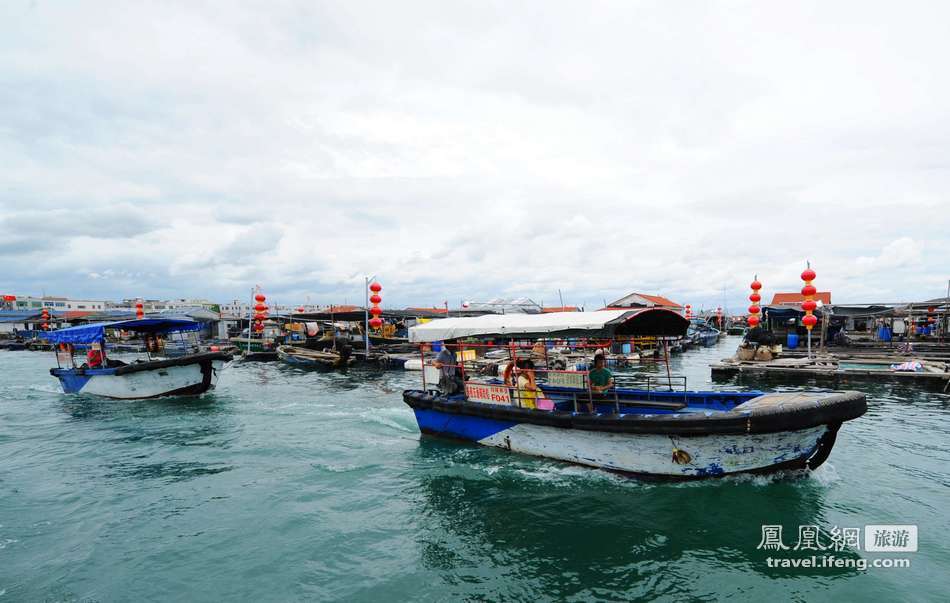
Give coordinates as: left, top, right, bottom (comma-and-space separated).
612, 374, 689, 402
420, 338, 690, 413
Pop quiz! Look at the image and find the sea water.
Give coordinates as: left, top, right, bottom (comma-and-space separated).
1, 337, 948, 600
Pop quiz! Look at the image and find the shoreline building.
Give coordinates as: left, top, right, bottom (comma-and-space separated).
602, 292, 683, 312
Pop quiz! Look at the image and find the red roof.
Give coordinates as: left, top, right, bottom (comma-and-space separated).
770, 292, 832, 305
327, 305, 361, 313
637, 293, 681, 308
541, 306, 579, 313
62, 311, 93, 319
405, 307, 448, 314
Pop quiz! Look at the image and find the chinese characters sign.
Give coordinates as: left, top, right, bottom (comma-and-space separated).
465, 383, 512, 405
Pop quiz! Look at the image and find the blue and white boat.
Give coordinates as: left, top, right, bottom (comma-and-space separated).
402, 310, 865, 479
687, 318, 721, 347
41, 319, 232, 399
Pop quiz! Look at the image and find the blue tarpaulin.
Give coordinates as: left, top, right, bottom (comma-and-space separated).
40, 319, 202, 344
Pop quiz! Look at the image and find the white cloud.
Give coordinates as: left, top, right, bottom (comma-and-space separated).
1, 1, 948, 308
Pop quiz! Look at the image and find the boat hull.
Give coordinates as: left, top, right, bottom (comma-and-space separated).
51, 352, 232, 399
403, 389, 864, 479
413, 406, 830, 478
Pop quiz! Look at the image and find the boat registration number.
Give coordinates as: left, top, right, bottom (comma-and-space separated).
465, 383, 511, 405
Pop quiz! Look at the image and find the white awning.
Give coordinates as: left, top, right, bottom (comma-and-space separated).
408, 309, 687, 342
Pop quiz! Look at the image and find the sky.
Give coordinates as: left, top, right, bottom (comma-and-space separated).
2, 1, 949, 312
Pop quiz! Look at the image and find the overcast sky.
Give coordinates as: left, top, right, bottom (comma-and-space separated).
2, 1, 948, 311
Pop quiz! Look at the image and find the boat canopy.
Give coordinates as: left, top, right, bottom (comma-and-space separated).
408, 309, 688, 343
40, 318, 202, 344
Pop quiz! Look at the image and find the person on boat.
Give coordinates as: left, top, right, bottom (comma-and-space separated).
338, 339, 353, 365
434, 342, 463, 395
588, 350, 614, 401
516, 359, 540, 409
86, 343, 104, 368
503, 359, 516, 387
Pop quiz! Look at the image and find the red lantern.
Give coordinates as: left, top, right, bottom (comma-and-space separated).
747, 275, 762, 328
254, 303, 268, 312
3, 294, 16, 302
255, 294, 266, 302
42, 322, 49, 329
253, 313, 266, 321
368, 280, 383, 330
800, 262, 818, 333
296, 307, 305, 313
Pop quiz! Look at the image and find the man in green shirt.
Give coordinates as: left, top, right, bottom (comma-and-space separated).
586, 351, 614, 412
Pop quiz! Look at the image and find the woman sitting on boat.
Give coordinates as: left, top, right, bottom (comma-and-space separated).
516, 360, 540, 409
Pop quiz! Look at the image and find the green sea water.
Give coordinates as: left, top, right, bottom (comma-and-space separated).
2, 338, 948, 601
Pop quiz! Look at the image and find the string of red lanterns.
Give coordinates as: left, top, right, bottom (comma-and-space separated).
135, 299, 144, 320
253, 291, 268, 333
748, 276, 762, 328
684, 304, 692, 320
716, 306, 723, 329
800, 263, 818, 330
801, 262, 818, 357
41, 307, 50, 331
368, 282, 383, 330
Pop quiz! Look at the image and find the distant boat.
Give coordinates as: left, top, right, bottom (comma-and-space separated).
41, 319, 232, 399
688, 319, 721, 347
276, 345, 353, 369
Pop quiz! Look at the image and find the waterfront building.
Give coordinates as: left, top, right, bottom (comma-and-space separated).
603, 292, 682, 311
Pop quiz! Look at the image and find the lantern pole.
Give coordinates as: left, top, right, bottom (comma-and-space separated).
808, 305, 814, 357
364, 276, 371, 353
800, 262, 818, 360
748, 275, 762, 334
364, 275, 376, 353
246, 287, 255, 354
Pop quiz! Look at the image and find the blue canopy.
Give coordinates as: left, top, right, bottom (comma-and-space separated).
40, 319, 202, 344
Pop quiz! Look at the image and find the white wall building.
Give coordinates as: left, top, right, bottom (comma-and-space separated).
218, 300, 325, 319
7, 296, 108, 312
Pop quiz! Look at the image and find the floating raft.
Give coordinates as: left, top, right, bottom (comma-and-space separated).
711, 357, 950, 390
